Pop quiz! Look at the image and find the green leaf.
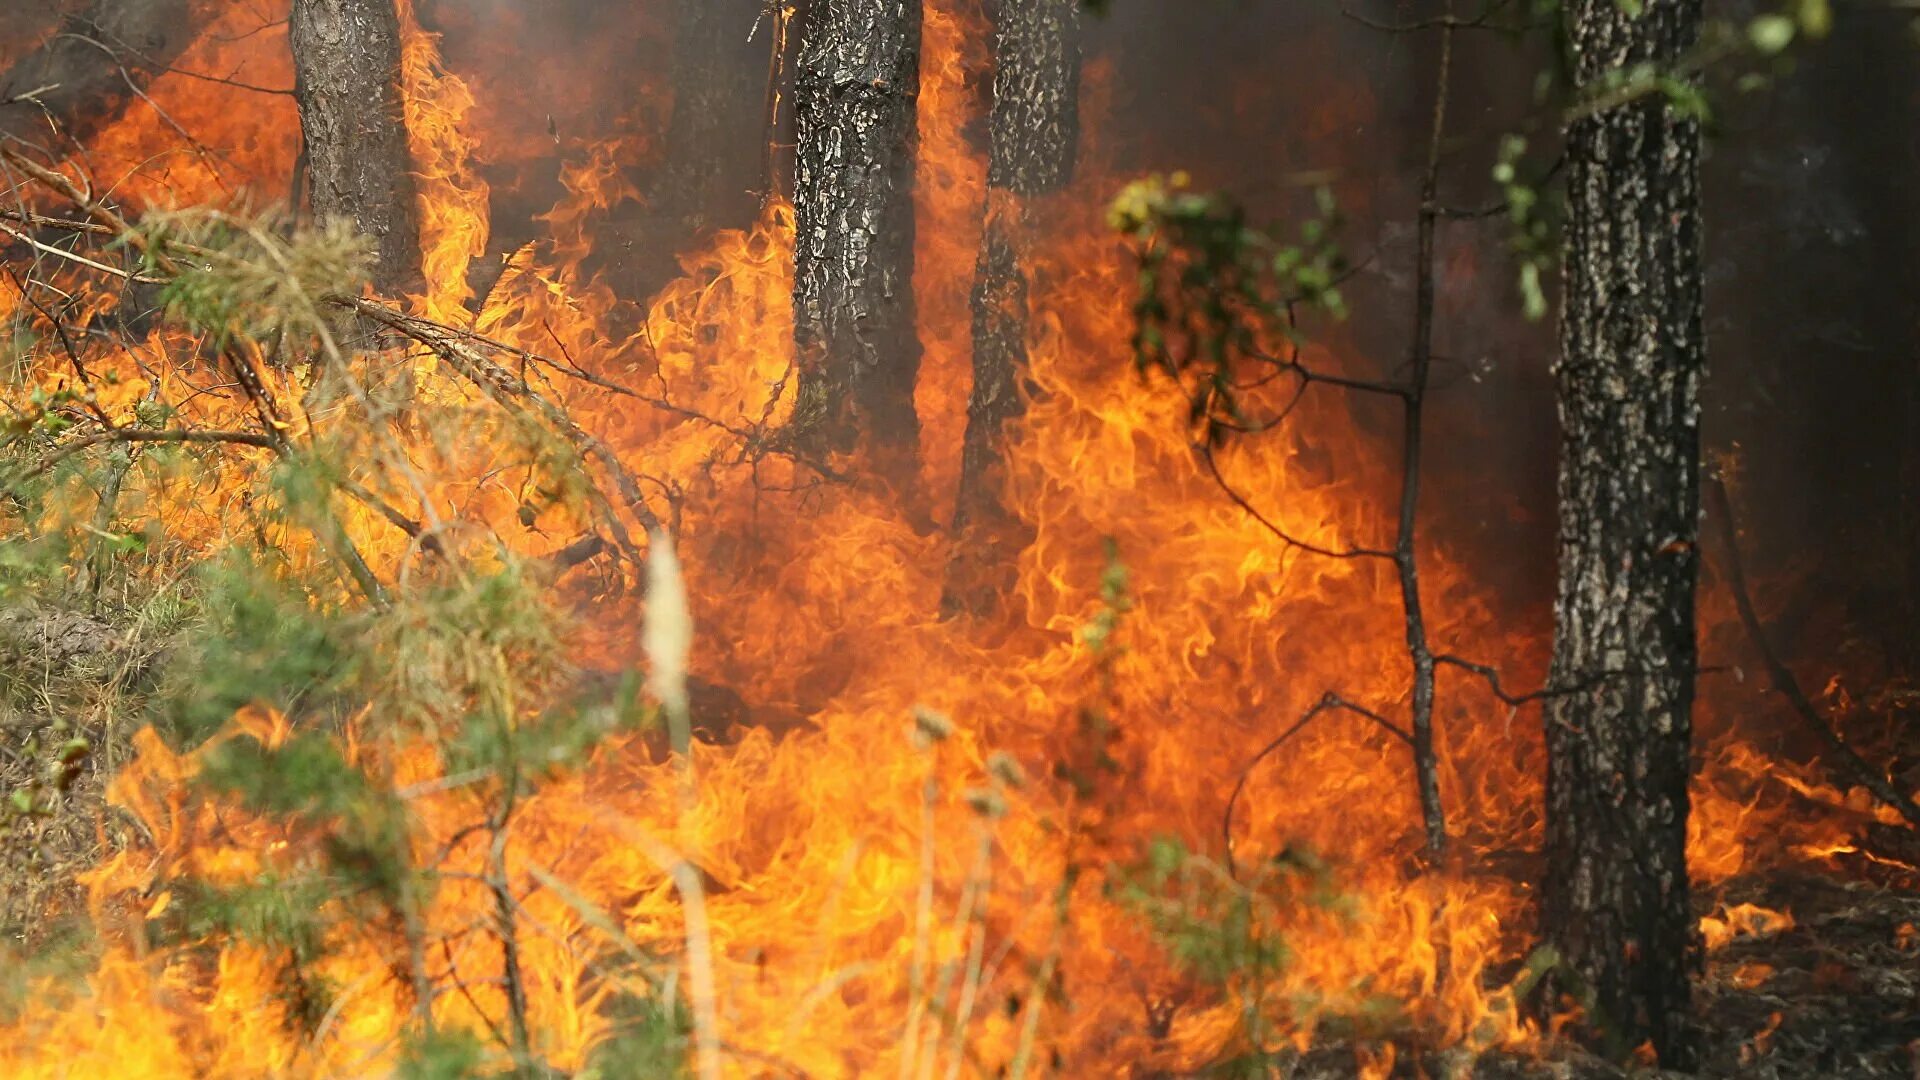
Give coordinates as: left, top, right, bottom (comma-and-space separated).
1748, 14, 1797, 55
1519, 262, 1547, 322
1797, 0, 1832, 38
55, 737, 91, 765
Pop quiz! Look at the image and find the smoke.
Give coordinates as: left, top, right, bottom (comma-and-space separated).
425, 0, 1917, 675
1093, 1, 1920, 671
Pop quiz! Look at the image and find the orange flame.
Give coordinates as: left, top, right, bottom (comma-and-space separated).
0, 1, 1908, 1076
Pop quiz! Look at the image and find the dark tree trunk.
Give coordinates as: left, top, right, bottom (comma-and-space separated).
788, 0, 922, 464
0, 0, 199, 151
1542, 0, 1704, 1067
578, 0, 768, 309
945, 0, 1080, 611
659, 0, 767, 233
290, 0, 421, 295
980, 0, 1081, 199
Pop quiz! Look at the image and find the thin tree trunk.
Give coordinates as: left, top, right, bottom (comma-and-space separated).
1542, 0, 1705, 1066
577, 0, 768, 310
0, 0, 199, 150
660, 0, 766, 234
291, 0, 421, 295
788, 0, 922, 465
945, 0, 1080, 611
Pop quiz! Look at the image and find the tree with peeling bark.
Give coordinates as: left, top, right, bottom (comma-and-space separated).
945, 0, 1082, 611
1542, 0, 1706, 1066
290, 0, 422, 296
788, 0, 923, 470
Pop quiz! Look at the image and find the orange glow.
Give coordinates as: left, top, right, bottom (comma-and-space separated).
1700, 903, 1795, 952
0, 1, 1909, 1076
396, 0, 491, 321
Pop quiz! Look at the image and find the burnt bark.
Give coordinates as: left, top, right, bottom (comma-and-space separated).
1542, 0, 1704, 1066
955, 208, 1030, 533
575, 0, 768, 309
0, 0, 199, 151
981, 0, 1081, 199
291, 0, 421, 295
659, 0, 768, 234
788, 0, 922, 464
946, 0, 1081, 610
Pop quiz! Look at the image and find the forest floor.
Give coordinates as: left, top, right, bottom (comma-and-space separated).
4, 605, 1920, 1077
0, 605, 152, 949
1274, 869, 1920, 1079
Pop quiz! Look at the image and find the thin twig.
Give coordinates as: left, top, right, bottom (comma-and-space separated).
1222, 692, 1413, 879
1198, 441, 1392, 561
1339, 0, 1532, 34
10, 426, 277, 485
0, 220, 161, 282
1392, 1, 1457, 858
1705, 473, 1920, 831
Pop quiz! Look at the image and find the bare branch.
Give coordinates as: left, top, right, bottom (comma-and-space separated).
1706, 473, 1920, 832
1222, 691, 1413, 880
1198, 441, 1393, 561
10, 426, 277, 485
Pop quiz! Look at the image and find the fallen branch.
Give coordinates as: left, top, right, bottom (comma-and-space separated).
0, 219, 162, 282
0, 143, 167, 269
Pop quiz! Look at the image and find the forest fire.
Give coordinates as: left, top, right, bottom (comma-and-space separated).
0, 0, 1915, 1077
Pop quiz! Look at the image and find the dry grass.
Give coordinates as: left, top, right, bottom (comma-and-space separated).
0, 592, 184, 948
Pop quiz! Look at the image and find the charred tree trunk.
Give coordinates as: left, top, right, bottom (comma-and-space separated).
0, 0, 199, 151
659, 0, 768, 233
788, 0, 922, 468
291, 0, 421, 296
945, 0, 1081, 611
1542, 0, 1704, 1066
578, 0, 769, 309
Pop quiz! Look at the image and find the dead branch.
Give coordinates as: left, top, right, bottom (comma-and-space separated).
1706, 472, 1920, 832
1222, 691, 1412, 879
9, 426, 278, 485
339, 297, 660, 560
1394, 4, 1458, 860
0, 148, 662, 567
0, 144, 149, 254
1198, 441, 1393, 561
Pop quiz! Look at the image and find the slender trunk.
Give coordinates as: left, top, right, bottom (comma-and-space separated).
0, 0, 198, 150
580, 0, 769, 309
1399, 14, 1453, 860
291, 0, 421, 296
1543, 0, 1705, 1066
945, 0, 1080, 611
788, 0, 923, 465
660, 0, 767, 234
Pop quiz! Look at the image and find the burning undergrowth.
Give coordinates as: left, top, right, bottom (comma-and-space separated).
0, 0, 1914, 1077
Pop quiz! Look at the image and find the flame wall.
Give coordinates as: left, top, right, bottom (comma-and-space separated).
0, 0, 1913, 1076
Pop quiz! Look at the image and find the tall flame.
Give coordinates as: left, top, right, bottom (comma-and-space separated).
0, 1, 1905, 1076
